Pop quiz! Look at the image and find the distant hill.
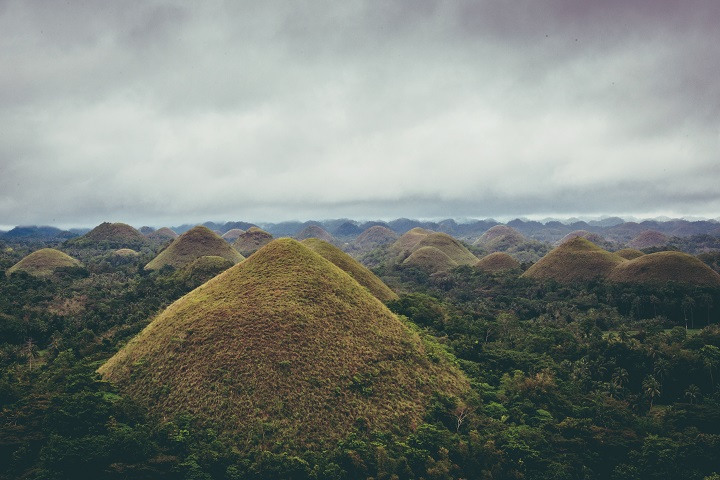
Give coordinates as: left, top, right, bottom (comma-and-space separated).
112, 248, 139, 257
557, 230, 606, 246
333, 221, 363, 237
7, 248, 82, 277
352, 225, 398, 251
99, 238, 468, 451
233, 227, 273, 256
2, 225, 77, 241
628, 230, 670, 249
615, 248, 645, 260
295, 224, 335, 243
68, 222, 147, 249
475, 225, 526, 251
145, 226, 244, 270
301, 238, 398, 302
413, 233, 478, 266
475, 252, 521, 272
176, 255, 235, 287
608, 251, 720, 287
221, 228, 245, 242
522, 237, 626, 283
139, 226, 155, 234
146, 227, 178, 242
389, 227, 434, 259
402, 246, 458, 273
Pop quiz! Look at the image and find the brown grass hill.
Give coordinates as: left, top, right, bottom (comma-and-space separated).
413, 233, 478, 266
7, 248, 82, 277
475, 225, 526, 251
145, 226, 245, 270
615, 248, 646, 260
608, 251, 720, 287
389, 227, 433, 259
522, 237, 626, 283
557, 230, 605, 246
402, 246, 458, 273
221, 228, 245, 242
628, 230, 670, 249
113, 248, 139, 257
301, 238, 398, 302
475, 252, 521, 273
69, 222, 147, 249
146, 227, 179, 242
353, 225, 398, 251
233, 227, 273, 256
295, 224, 335, 243
98, 239, 469, 451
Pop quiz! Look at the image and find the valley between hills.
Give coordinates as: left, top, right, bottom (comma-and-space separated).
1, 217, 720, 479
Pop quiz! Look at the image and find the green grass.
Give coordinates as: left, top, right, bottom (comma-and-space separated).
6, 248, 82, 277
301, 238, 398, 302
615, 248, 645, 260
145, 226, 244, 270
522, 237, 626, 283
232, 227, 273, 256
475, 252, 520, 272
99, 238, 468, 451
608, 251, 720, 287
69, 222, 147, 248
402, 246, 457, 273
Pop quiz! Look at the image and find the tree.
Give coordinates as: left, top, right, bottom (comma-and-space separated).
699, 345, 720, 386
21, 337, 37, 369
682, 296, 696, 329
684, 384, 701, 404
642, 375, 661, 409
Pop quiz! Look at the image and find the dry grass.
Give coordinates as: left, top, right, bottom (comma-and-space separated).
522, 237, 626, 283
615, 248, 645, 260
7, 248, 82, 277
147, 227, 179, 241
557, 230, 605, 246
413, 232, 478, 266
295, 225, 335, 243
145, 226, 244, 270
628, 230, 670, 249
78, 222, 147, 245
608, 251, 720, 287
221, 229, 245, 242
99, 238, 468, 451
475, 252, 521, 272
353, 226, 398, 250
301, 238, 398, 302
113, 248, 140, 257
474, 225, 526, 250
233, 227, 273, 256
402, 246, 457, 273
389, 227, 433, 258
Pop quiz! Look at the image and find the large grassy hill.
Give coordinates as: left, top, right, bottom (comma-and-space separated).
413, 232, 478, 266
68, 222, 147, 249
145, 226, 244, 270
301, 238, 398, 302
608, 251, 720, 287
6, 248, 82, 277
475, 252, 521, 272
389, 227, 433, 258
99, 238, 468, 451
402, 246, 458, 273
522, 237, 626, 283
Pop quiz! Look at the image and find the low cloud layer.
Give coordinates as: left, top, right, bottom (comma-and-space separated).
1, 0, 718, 226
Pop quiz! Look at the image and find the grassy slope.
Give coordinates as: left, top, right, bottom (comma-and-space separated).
99, 239, 468, 450
475, 252, 521, 272
221, 228, 245, 241
389, 227, 433, 258
147, 227, 179, 240
301, 238, 398, 302
628, 230, 670, 249
402, 246, 458, 273
233, 227, 273, 256
113, 248, 139, 257
522, 237, 626, 282
76, 222, 147, 245
6, 248, 82, 277
353, 226, 398, 250
145, 226, 244, 270
475, 225, 525, 250
413, 232, 478, 266
608, 251, 720, 287
296, 225, 335, 243
615, 248, 645, 260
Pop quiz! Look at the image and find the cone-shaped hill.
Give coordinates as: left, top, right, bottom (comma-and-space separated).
389, 227, 433, 258
233, 227, 273, 256
522, 237, 626, 283
475, 252, 521, 272
557, 230, 605, 246
69, 222, 147, 248
221, 228, 245, 242
475, 225, 526, 251
615, 248, 646, 260
145, 226, 244, 270
353, 225, 398, 251
301, 238, 398, 302
7, 248, 82, 277
628, 230, 670, 249
413, 233, 478, 266
608, 251, 720, 287
402, 246, 458, 273
146, 227, 178, 242
295, 224, 335, 243
99, 239, 468, 450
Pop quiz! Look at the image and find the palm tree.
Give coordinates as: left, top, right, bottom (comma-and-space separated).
21, 338, 37, 370
700, 345, 720, 386
642, 375, 661, 409
684, 384, 701, 404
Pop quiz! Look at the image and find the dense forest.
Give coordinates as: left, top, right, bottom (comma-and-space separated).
1, 228, 719, 480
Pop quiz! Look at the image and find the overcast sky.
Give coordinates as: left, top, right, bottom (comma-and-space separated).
1, 0, 719, 227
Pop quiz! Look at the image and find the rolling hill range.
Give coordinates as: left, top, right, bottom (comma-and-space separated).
99, 238, 468, 451
6, 248, 82, 277
522, 237, 626, 283
301, 238, 398, 302
145, 226, 244, 270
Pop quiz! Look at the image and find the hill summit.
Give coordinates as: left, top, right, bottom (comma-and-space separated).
145, 226, 244, 270
295, 224, 335, 243
475, 252, 521, 272
522, 237, 625, 283
99, 239, 468, 451
7, 248, 82, 277
70, 222, 147, 248
608, 251, 720, 287
233, 227, 273, 256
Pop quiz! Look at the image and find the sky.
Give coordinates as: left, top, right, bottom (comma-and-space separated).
1, 0, 719, 228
